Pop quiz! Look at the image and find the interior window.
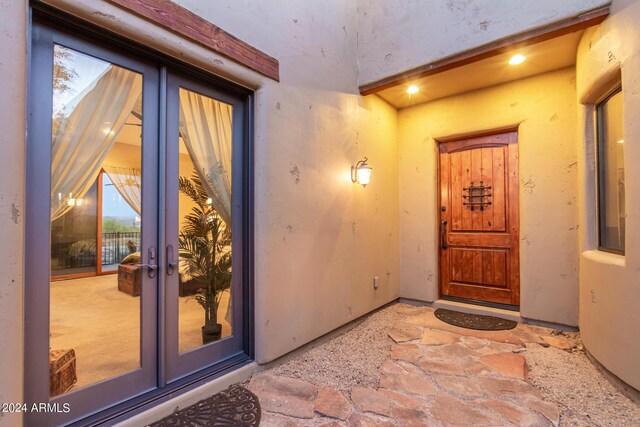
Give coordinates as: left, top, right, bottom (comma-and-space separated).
596, 88, 625, 254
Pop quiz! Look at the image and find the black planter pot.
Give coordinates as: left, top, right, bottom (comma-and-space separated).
202, 323, 222, 344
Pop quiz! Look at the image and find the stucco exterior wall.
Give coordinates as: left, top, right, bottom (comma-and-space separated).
172, 0, 401, 364
398, 67, 580, 326
356, 0, 610, 86
0, 0, 400, 400
0, 1, 26, 426
576, 0, 640, 391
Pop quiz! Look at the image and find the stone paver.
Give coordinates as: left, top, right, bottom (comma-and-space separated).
417, 358, 466, 376
379, 389, 426, 411
430, 394, 503, 427
351, 387, 392, 417
379, 373, 436, 396
253, 306, 565, 426
527, 398, 561, 426
480, 352, 529, 379
387, 321, 423, 343
434, 374, 483, 398
315, 386, 352, 420
390, 406, 433, 427
478, 399, 545, 426
390, 343, 422, 364
542, 335, 576, 350
421, 328, 460, 346
462, 335, 487, 349
259, 413, 303, 426
249, 374, 317, 418
347, 413, 396, 426
481, 376, 542, 399
381, 359, 407, 375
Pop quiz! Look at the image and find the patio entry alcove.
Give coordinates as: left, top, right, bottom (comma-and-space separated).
24, 11, 254, 426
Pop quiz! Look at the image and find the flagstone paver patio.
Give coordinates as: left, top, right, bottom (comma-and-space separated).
248, 304, 639, 426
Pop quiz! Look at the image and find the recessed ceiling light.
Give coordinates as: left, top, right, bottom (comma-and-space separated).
509, 54, 526, 65
617, 139, 624, 144
407, 85, 420, 95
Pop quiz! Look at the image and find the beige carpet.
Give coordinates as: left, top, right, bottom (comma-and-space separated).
50, 274, 232, 393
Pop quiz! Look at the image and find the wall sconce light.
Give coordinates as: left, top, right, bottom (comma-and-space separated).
351, 157, 372, 187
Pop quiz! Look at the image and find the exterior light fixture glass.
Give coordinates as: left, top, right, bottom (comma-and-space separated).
351, 157, 372, 187
509, 54, 526, 65
407, 85, 420, 95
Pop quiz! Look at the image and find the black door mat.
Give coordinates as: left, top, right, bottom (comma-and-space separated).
150, 385, 260, 427
434, 308, 518, 331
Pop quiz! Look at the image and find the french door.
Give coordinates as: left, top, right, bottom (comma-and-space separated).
26, 19, 251, 426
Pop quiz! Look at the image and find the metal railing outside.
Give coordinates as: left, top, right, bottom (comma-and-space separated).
101, 232, 140, 265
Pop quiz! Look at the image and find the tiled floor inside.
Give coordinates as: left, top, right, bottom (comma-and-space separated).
247, 304, 640, 427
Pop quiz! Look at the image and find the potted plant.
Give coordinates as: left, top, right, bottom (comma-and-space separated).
178, 171, 232, 344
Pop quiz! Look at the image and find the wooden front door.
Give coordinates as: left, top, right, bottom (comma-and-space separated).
438, 131, 520, 306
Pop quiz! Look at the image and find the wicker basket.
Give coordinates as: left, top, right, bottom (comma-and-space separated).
49, 349, 77, 397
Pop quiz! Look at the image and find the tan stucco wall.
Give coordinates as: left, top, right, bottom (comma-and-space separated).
170, 0, 401, 363
356, 0, 611, 86
1, 0, 400, 399
398, 67, 580, 326
0, 0, 26, 426
576, 0, 640, 391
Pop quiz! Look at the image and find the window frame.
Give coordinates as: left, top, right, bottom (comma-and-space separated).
595, 86, 624, 255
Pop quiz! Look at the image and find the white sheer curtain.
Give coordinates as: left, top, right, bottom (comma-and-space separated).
51, 66, 142, 221
178, 89, 233, 229
104, 165, 142, 214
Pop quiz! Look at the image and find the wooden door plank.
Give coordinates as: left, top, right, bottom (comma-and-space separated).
447, 232, 511, 248
492, 147, 506, 231
450, 152, 463, 230
451, 249, 462, 282
461, 150, 473, 230
480, 147, 494, 231
439, 152, 451, 298
493, 251, 507, 286
461, 249, 473, 283
470, 148, 482, 230
482, 251, 495, 285
472, 250, 483, 283
446, 282, 512, 305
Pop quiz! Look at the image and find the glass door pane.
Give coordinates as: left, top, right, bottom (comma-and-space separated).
177, 88, 234, 354
49, 45, 144, 395
165, 74, 244, 382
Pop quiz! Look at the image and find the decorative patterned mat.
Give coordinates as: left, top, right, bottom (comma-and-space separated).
434, 308, 517, 331
150, 385, 260, 427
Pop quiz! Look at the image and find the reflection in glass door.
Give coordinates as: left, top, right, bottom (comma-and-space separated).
165, 75, 245, 382
177, 88, 234, 353
49, 45, 144, 392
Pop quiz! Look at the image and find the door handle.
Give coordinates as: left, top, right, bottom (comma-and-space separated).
441, 219, 448, 250
166, 244, 179, 276
139, 247, 158, 278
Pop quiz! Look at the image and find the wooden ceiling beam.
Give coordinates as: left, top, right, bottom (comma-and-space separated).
107, 0, 279, 81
